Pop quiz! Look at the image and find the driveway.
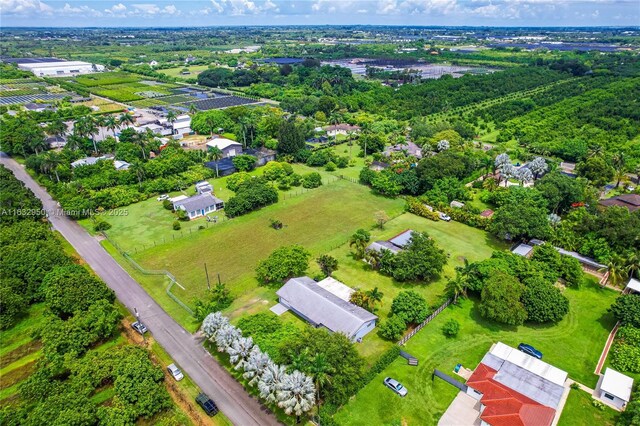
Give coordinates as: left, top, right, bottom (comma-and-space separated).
0, 154, 279, 426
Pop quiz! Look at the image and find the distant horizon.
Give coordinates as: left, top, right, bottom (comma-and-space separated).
2, 24, 640, 30
1, 1, 638, 28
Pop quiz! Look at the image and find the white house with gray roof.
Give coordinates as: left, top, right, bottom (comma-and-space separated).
366, 229, 415, 255
172, 193, 224, 220
276, 277, 378, 342
596, 368, 634, 410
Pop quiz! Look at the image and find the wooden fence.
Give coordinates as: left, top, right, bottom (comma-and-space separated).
397, 298, 452, 346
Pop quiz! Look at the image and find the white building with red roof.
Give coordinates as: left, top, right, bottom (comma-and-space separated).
440, 342, 570, 426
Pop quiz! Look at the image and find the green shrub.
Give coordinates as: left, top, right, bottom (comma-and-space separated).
325, 161, 337, 172
378, 316, 406, 341
442, 319, 460, 337
162, 199, 173, 210
93, 218, 112, 232
302, 172, 322, 189
172, 221, 181, 230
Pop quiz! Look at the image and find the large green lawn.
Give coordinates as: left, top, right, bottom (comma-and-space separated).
132, 177, 405, 312
558, 389, 619, 426
334, 279, 619, 425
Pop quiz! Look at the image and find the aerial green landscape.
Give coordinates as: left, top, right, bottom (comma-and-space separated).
1, 7, 639, 426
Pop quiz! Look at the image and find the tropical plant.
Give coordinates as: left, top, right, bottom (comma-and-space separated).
202, 311, 229, 338
214, 323, 241, 352
349, 228, 371, 260
243, 347, 272, 386
258, 362, 287, 404
276, 370, 316, 422
316, 254, 338, 277
207, 146, 224, 177
600, 254, 627, 287
227, 336, 254, 371
528, 157, 548, 180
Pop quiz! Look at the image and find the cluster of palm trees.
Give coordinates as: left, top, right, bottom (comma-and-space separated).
349, 287, 384, 313
63, 112, 136, 154
202, 312, 316, 421
445, 258, 473, 304
494, 153, 547, 187
600, 252, 640, 288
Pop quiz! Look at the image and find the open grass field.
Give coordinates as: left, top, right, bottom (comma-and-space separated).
159, 65, 211, 79
558, 389, 619, 426
134, 177, 406, 302
334, 279, 619, 425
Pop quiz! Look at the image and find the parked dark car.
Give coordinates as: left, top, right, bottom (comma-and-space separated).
196, 393, 218, 416
518, 343, 542, 359
131, 321, 148, 335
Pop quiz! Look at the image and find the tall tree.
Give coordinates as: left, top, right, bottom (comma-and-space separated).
276, 371, 316, 423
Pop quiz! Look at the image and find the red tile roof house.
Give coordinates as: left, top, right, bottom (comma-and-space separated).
439, 342, 570, 426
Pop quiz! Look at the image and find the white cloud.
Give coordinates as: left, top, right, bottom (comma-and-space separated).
131, 3, 160, 14
312, 0, 354, 13
1, 0, 52, 15
59, 2, 103, 16
210, 0, 224, 13
377, 0, 398, 14
110, 3, 126, 12
263, 0, 279, 12
162, 4, 178, 15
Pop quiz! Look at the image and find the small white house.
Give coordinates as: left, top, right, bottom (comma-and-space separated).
625, 277, 640, 294
276, 277, 377, 342
113, 160, 130, 171
172, 193, 224, 220
597, 368, 634, 410
206, 137, 243, 158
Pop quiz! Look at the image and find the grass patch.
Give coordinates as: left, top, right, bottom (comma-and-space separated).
159, 65, 211, 79
335, 279, 619, 425
0, 303, 46, 358
558, 389, 619, 426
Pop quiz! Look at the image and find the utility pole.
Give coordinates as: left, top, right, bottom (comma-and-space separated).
204, 263, 211, 290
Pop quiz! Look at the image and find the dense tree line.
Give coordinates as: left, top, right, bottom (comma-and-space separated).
0, 166, 172, 424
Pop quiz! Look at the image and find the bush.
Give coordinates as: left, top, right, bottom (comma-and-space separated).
609, 295, 640, 328
610, 325, 640, 373
225, 179, 279, 218
172, 221, 181, 230
255, 245, 310, 285
442, 319, 460, 337
325, 161, 337, 172
521, 277, 569, 323
92, 218, 112, 232
302, 172, 322, 189
231, 154, 257, 172
390, 291, 430, 324
336, 156, 349, 168
378, 316, 406, 341
162, 199, 173, 210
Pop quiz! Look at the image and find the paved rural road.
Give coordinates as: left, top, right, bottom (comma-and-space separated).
1, 155, 279, 426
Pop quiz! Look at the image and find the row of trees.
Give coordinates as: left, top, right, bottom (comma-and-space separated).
202, 312, 316, 422
0, 165, 172, 424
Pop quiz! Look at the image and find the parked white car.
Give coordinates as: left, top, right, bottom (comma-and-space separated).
157, 194, 169, 201
167, 363, 184, 381
438, 212, 451, 221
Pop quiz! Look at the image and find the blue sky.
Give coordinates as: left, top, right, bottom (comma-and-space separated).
2, 0, 639, 27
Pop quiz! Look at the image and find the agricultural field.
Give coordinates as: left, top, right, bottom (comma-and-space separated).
159, 65, 211, 79
334, 279, 620, 425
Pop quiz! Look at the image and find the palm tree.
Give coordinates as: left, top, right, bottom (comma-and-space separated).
205, 115, 217, 136
349, 230, 370, 260
243, 347, 272, 387
309, 354, 333, 403
626, 253, 640, 280
328, 113, 341, 143
290, 348, 310, 373
214, 324, 241, 353
207, 146, 223, 177
528, 157, 548, 180
258, 362, 287, 404
129, 159, 146, 189
65, 134, 83, 152
104, 115, 118, 137
600, 255, 626, 288
364, 249, 381, 270
276, 371, 316, 423
45, 118, 67, 139
118, 112, 135, 128
166, 110, 177, 125
365, 287, 384, 310
226, 336, 254, 371
95, 115, 107, 141
588, 145, 604, 158
611, 152, 626, 188
188, 103, 198, 115
202, 312, 229, 338
445, 276, 467, 303
455, 257, 473, 282
40, 151, 62, 182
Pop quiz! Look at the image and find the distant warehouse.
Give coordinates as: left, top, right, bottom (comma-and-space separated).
17, 60, 105, 77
